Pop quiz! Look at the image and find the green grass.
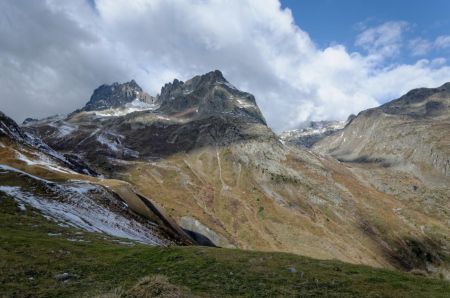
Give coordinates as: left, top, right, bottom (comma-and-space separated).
1, 196, 449, 297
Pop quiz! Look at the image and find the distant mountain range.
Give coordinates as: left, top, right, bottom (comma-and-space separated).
279, 120, 347, 148
1, 71, 449, 280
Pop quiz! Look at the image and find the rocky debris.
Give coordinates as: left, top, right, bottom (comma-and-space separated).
279, 120, 346, 148
82, 80, 154, 112
287, 267, 297, 273
54, 272, 70, 281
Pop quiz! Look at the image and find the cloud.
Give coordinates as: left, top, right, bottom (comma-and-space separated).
355, 21, 408, 60
408, 35, 450, 56
0, 0, 450, 132
408, 38, 433, 56
435, 35, 450, 49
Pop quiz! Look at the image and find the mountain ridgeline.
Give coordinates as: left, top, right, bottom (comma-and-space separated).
82, 80, 155, 111
1, 71, 450, 282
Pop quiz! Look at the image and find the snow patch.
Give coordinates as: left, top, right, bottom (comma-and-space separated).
94, 99, 158, 117
236, 99, 254, 109
55, 122, 78, 138
97, 134, 120, 152
0, 164, 54, 184
0, 183, 166, 245
15, 150, 76, 174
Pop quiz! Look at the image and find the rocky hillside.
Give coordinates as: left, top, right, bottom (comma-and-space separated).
0, 112, 193, 246
22, 71, 450, 279
314, 82, 450, 179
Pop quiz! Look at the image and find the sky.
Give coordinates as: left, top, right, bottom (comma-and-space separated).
1, 0, 450, 132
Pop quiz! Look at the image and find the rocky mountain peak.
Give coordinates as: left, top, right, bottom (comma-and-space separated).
199, 69, 227, 83
82, 80, 154, 111
156, 70, 266, 125
157, 70, 226, 102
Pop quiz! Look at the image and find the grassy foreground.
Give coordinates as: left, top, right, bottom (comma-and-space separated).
1, 197, 449, 297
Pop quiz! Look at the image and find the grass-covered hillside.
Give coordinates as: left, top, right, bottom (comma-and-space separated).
1, 195, 449, 297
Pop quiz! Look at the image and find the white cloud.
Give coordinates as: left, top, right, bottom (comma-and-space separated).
408, 38, 432, 56
355, 21, 409, 60
1, 0, 450, 132
408, 35, 450, 56
435, 35, 450, 49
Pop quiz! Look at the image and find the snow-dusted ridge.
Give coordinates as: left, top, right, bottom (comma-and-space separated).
0, 164, 171, 246
93, 99, 159, 117
279, 120, 346, 148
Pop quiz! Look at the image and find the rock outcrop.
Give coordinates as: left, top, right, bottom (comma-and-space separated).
82, 80, 154, 111
157, 70, 266, 125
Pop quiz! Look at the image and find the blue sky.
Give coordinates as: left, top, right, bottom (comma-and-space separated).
281, 0, 450, 64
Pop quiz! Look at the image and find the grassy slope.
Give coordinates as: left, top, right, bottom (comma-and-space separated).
1, 197, 449, 297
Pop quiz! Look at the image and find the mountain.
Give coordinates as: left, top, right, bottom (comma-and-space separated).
22, 71, 450, 279
0, 111, 194, 246
314, 82, 450, 178
313, 82, 450, 276
279, 120, 346, 148
82, 80, 155, 111
24, 70, 274, 163
157, 70, 266, 125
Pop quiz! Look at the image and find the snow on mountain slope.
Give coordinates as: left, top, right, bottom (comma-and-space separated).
93, 99, 159, 117
279, 120, 346, 148
0, 160, 177, 245
1, 111, 195, 246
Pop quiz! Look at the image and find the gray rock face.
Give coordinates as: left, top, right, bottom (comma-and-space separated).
179, 216, 234, 248
82, 80, 154, 111
157, 70, 266, 125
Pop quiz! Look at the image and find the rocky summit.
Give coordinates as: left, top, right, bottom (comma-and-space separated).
157, 70, 266, 125
14, 71, 449, 282
82, 80, 155, 111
